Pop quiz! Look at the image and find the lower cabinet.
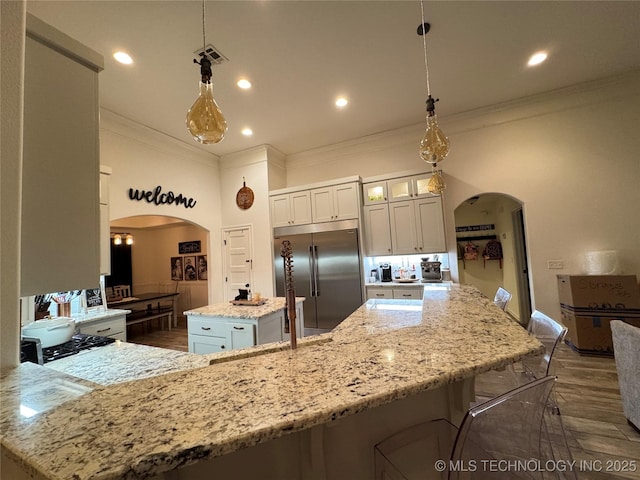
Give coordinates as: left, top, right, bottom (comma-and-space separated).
77, 314, 126, 341
366, 286, 423, 300
188, 304, 306, 354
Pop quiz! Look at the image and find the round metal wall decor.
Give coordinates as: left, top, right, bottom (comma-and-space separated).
236, 178, 254, 210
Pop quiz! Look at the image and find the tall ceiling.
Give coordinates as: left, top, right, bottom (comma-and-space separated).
27, 1, 640, 158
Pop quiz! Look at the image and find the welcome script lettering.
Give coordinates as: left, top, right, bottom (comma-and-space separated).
128, 186, 197, 209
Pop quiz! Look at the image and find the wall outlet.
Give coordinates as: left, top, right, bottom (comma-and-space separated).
547, 260, 564, 269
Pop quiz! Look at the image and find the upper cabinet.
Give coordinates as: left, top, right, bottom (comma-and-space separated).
270, 191, 312, 228
387, 174, 432, 202
99, 166, 112, 276
21, 15, 104, 296
389, 197, 446, 254
310, 183, 359, 223
363, 181, 388, 205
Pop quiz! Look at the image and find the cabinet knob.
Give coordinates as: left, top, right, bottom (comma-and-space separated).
388, 249, 391, 252
221, 345, 225, 349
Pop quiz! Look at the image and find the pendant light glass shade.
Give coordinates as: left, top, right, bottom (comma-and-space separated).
187, 81, 227, 144
427, 169, 446, 195
419, 114, 450, 164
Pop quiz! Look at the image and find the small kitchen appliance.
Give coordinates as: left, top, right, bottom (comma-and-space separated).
380, 264, 392, 282
421, 258, 442, 283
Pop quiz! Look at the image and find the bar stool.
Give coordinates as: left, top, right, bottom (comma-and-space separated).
493, 287, 512, 311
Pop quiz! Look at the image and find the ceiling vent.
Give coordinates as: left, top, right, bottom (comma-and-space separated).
193, 44, 228, 65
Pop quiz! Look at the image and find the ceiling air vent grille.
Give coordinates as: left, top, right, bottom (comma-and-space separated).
194, 44, 228, 65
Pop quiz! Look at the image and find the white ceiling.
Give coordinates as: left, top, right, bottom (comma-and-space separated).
27, 1, 640, 158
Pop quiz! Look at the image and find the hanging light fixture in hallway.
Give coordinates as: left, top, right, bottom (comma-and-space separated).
186, 0, 227, 144
417, 0, 449, 194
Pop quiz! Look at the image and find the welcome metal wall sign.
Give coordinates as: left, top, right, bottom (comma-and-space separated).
128, 185, 197, 209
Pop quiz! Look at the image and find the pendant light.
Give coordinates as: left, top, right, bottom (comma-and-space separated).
186, 0, 227, 144
417, 0, 449, 195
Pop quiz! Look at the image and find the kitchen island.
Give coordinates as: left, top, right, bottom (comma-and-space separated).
1, 284, 543, 480
185, 296, 305, 354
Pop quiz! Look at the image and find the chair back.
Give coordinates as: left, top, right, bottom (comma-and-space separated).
451, 376, 556, 479
493, 287, 512, 311
113, 284, 131, 299
523, 310, 567, 378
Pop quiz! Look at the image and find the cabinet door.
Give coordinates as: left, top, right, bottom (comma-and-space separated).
389, 201, 419, 254
228, 322, 256, 349
367, 288, 393, 299
189, 334, 227, 354
415, 197, 446, 253
363, 205, 392, 256
78, 315, 126, 339
333, 183, 359, 220
412, 174, 432, 199
363, 181, 388, 205
388, 176, 414, 202
21, 31, 101, 296
270, 194, 291, 227
290, 191, 312, 225
310, 187, 334, 223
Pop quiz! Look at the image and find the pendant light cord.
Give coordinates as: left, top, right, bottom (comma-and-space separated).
201, 0, 207, 53
420, 0, 431, 97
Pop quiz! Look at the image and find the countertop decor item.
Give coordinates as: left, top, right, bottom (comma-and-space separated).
186, 0, 227, 144
235, 177, 255, 210
21, 317, 75, 348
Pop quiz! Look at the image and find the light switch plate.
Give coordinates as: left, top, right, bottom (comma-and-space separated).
547, 260, 564, 269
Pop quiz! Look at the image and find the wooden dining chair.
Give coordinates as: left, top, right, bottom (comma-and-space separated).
113, 285, 131, 299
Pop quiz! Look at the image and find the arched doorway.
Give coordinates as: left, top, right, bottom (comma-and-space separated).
454, 193, 531, 324
109, 215, 211, 317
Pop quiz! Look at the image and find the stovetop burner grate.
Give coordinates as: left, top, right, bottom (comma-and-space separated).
42, 333, 116, 363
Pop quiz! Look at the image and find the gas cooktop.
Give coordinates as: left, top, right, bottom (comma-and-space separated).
21, 333, 116, 364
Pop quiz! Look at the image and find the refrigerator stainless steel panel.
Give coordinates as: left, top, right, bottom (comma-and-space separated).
313, 229, 362, 330
274, 221, 363, 331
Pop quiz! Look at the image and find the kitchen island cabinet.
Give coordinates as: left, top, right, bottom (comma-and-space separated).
185, 297, 305, 354
1, 285, 542, 480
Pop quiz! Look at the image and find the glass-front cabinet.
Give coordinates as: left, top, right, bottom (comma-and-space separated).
363, 181, 388, 206
388, 174, 432, 202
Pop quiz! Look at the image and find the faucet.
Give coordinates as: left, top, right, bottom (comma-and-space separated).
280, 241, 297, 350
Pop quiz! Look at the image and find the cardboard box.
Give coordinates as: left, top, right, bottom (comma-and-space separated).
557, 275, 640, 309
560, 306, 640, 355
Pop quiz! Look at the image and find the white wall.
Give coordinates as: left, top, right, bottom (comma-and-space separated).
100, 111, 224, 304
218, 146, 285, 298
282, 71, 640, 321
0, 0, 26, 368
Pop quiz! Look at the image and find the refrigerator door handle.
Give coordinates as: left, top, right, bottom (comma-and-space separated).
313, 245, 320, 296
308, 245, 316, 297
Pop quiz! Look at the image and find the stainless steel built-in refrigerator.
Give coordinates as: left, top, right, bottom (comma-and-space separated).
274, 220, 363, 332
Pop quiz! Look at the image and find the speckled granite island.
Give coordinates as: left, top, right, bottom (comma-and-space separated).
1, 285, 543, 480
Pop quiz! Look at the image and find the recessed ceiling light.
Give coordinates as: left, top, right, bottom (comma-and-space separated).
237, 79, 252, 89
241, 128, 253, 136
527, 51, 548, 67
335, 97, 348, 108
113, 51, 133, 65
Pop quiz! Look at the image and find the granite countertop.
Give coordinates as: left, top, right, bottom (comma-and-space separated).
364, 281, 453, 288
44, 342, 211, 386
71, 308, 131, 325
184, 296, 304, 320
1, 285, 542, 480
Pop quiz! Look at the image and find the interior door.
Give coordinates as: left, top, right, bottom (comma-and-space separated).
223, 226, 253, 302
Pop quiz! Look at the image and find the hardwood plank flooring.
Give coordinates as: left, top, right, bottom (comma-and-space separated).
129, 325, 640, 478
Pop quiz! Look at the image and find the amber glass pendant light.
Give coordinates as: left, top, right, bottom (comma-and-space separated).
417, 0, 449, 194
186, 0, 227, 144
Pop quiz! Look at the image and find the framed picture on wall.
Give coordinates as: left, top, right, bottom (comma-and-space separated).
184, 256, 197, 281
197, 255, 208, 281
171, 257, 184, 281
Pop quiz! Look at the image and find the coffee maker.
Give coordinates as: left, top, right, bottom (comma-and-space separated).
421, 258, 442, 282
380, 264, 392, 282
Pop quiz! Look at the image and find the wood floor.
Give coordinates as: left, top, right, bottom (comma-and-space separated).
128, 322, 640, 479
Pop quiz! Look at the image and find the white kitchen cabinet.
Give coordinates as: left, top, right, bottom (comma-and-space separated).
363, 204, 392, 256
270, 191, 312, 228
387, 174, 432, 202
362, 181, 388, 205
228, 322, 256, 349
99, 166, 111, 276
310, 183, 359, 223
77, 314, 126, 341
388, 197, 446, 255
20, 15, 104, 296
366, 286, 423, 300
